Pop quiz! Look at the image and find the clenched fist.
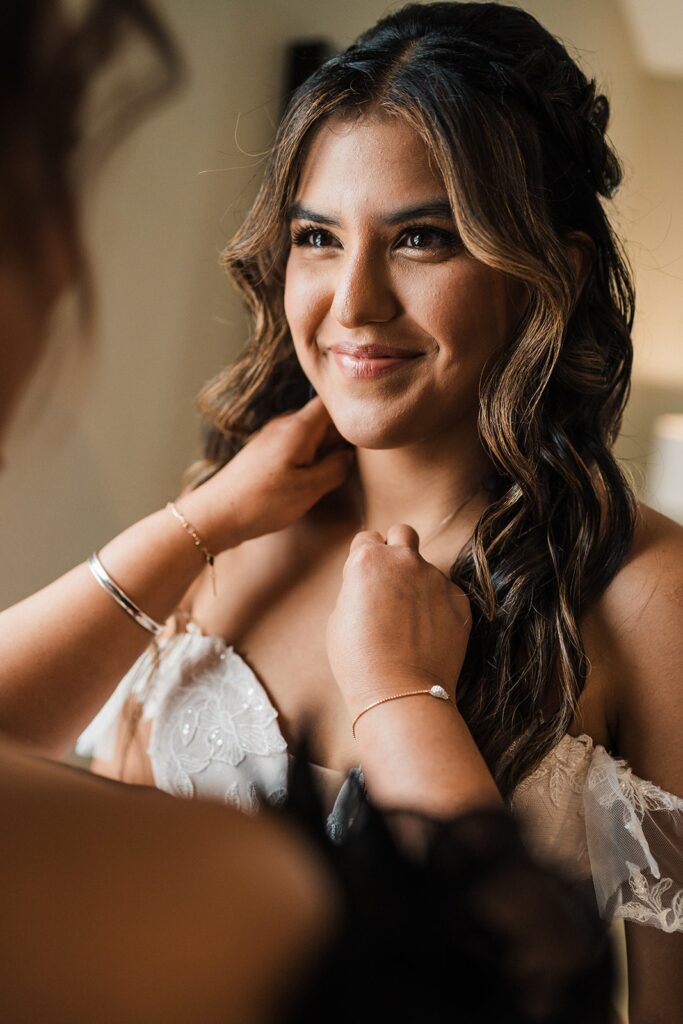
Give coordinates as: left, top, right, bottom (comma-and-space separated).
327, 523, 471, 722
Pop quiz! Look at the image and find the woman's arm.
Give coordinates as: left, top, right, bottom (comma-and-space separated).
351, 688, 501, 816
589, 507, 683, 1024
0, 737, 336, 1024
0, 398, 352, 756
327, 522, 501, 814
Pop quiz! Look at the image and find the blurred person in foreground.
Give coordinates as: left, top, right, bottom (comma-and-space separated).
0, 3, 612, 1022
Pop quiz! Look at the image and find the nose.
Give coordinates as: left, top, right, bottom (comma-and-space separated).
330, 247, 400, 328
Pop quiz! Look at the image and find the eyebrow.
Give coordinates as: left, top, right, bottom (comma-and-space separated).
286, 199, 454, 226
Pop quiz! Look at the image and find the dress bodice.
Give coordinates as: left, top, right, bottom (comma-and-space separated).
78, 627, 683, 933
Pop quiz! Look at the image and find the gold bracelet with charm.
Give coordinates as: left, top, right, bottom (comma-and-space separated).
351, 684, 452, 739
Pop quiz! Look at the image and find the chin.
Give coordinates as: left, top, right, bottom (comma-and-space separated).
325, 402, 422, 450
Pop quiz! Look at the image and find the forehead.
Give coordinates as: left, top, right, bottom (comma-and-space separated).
294, 114, 446, 212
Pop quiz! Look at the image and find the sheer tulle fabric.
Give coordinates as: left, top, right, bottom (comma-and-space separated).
512, 734, 683, 932
78, 630, 683, 933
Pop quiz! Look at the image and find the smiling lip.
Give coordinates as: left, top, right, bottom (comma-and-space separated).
328, 343, 423, 380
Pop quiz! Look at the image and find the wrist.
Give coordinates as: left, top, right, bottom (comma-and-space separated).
351, 682, 457, 740
171, 488, 243, 555
94, 507, 219, 627
344, 671, 456, 722
353, 698, 501, 815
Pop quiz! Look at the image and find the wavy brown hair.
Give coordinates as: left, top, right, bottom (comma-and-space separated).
197, 2, 636, 795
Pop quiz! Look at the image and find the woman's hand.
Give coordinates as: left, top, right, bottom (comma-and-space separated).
327, 525, 499, 815
0, 396, 353, 754
326, 524, 472, 721
180, 396, 354, 552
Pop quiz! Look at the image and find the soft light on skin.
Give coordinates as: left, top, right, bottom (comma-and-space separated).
284, 114, 527, 455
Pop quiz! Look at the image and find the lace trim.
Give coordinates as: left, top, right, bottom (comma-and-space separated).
615, 865, 683, 933
514, 734, 683, 933
589, 757, 683, 816
513, 732, 592, 806
148, 643, 287, 801
586, 748, 683, 933
82, 630, 683, 931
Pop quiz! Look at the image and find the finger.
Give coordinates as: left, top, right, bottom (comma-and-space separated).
349, 529, 384, 552
385, 523, 420, 551
319, 419, 347, 452
303, 447, 355, 494
296, 394, 326, 419
294, 395, 335, 452
343, 529, 386, 581
293, 396, 347, 464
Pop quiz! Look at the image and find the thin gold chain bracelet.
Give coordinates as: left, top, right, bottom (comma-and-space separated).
167, 501, 217, 595
351, 684, 452, 739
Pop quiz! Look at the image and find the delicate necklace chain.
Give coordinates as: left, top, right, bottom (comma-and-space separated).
357, 486, 482, 552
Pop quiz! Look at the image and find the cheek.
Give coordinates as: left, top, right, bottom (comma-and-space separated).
409, 261, 520, 369
284, 259, 329, 346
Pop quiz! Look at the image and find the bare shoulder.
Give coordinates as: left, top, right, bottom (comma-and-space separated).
594, 502, 683, 632
588, 503, 683, 790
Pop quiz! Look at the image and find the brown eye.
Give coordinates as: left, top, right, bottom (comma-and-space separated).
405, 230, 431, 248
400, 227, 460, 250
309, 229, 329, 247
292, 227, 336, 248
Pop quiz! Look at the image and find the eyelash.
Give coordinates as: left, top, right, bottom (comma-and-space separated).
290, 223, 461, 253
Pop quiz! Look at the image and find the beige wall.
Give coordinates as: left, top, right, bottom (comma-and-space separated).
0, 0, 681, 607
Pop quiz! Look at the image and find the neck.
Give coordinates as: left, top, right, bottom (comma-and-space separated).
347, 416, 493, 549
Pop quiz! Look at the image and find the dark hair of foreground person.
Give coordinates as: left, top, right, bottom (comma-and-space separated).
280, 743, 613, 1024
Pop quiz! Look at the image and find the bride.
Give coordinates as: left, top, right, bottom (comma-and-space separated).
0, 1, 622, 1020
79, 3, 681, 1020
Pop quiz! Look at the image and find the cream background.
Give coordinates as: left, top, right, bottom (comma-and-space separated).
0, 0, 681, 608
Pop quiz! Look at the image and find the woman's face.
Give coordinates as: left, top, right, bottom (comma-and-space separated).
284, 114, 526, 449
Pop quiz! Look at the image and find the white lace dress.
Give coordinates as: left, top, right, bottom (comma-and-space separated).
77, 626, 683, 934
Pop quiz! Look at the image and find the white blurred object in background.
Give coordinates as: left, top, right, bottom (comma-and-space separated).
646, 415, 683, 524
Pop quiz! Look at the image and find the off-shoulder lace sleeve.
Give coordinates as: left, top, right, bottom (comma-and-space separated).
512, 734, 683, 933
75, 627, 208, 761
584, 746, 683, 933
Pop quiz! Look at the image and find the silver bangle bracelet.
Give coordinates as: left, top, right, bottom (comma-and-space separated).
87, 552, 165, 637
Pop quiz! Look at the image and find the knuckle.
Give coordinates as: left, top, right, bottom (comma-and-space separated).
347, 545, 368, 566
348, 543, 376, 570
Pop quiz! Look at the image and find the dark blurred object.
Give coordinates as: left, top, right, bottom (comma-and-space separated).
0, 0, 182, 302
276, 735, 614, 1024
282, 39, 333, 115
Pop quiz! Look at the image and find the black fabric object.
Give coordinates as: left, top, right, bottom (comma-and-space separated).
273, 734, 614, 1024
